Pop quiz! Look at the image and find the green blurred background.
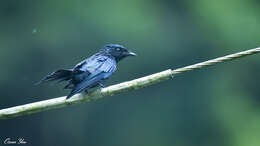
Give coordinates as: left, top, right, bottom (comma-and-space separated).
0, 0, 260, 146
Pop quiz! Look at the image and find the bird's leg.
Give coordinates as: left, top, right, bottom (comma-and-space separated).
98, 82, 105, 88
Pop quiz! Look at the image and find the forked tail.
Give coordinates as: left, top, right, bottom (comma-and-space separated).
35, 69, 73, 85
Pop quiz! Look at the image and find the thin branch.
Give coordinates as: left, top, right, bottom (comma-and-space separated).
0, 47, 260, 119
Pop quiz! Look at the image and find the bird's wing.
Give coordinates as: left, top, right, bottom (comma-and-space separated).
72, 54, 107, 72
67, 57, 116, 98
73, 59, 88, 73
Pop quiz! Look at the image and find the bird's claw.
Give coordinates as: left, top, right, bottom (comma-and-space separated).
98, 82, 105, 88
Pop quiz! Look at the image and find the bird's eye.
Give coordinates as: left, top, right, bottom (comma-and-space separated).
116, 48, 121, 51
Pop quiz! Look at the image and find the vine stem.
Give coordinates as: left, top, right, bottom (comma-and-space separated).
0, 47, 260, 119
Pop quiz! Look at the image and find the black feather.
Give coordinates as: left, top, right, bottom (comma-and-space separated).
36, 44, 136, 99
35, 69, 72, 85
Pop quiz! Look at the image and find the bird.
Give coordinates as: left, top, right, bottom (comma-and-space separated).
36, 44, 136, 99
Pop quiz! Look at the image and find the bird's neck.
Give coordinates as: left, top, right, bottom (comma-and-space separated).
98, 50, 118, 62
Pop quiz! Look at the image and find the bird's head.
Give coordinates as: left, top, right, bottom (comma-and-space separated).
103, 44, 136, 62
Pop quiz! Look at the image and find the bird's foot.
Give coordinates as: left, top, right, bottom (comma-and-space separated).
98, 82, 105, 88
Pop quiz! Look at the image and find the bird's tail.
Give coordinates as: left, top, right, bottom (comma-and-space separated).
35, 69, 73, 85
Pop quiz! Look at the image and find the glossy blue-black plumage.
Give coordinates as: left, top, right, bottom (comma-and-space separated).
37, 44, 136, 99
66, 55, 117, 98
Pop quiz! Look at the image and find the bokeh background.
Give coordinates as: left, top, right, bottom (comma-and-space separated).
1, 0, 260, 146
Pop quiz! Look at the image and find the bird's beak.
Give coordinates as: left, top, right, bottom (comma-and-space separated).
126, 51, 137, 56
